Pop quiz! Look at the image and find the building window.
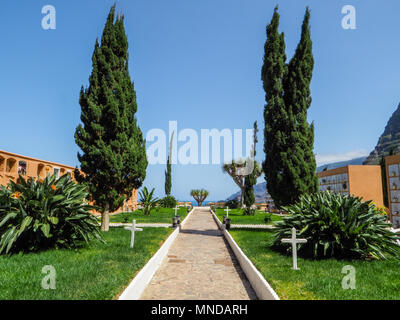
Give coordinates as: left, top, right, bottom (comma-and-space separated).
37, 164, 45, 177
0, 157, 5, 172
6, 158, 16, 173
53, 167, 60, 179
18, 161, 27, 175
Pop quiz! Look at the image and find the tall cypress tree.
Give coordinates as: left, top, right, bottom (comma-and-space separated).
165, 156, 172, 196
75, 5, 148, 231
282, 7, 318, 203
261, 6, 288, 208
262, 7, 317, 208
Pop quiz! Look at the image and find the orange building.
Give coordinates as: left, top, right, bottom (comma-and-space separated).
384, 154, 400, 227
317, 165, 384, 207
0, 150, 137, 213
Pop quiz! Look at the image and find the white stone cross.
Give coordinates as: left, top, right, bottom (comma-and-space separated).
281, 227, 307, 270
174, 206, 179, 216
124, 219, 143, 248
225, 207, 230, 218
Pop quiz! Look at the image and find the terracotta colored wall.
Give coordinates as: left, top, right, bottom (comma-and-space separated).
347, 165, 384, 207
318, 165, 384, 207
0, 150, 137, 214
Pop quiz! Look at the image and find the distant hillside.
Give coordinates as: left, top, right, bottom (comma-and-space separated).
316, 156, 366, 172
226, 157, 367, 202
364, 102, 400, 164
226, 182, 267, 203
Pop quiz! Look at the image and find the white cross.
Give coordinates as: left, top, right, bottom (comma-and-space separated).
281, 227, 307, 270
174, 206, 179, 216
225, 207, 230, 218
124, 219, 143, 248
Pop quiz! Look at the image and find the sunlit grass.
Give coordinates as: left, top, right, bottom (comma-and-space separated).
215, 208, 283, 225
108, 207, 189, 223
230, 229, 400, 300
0, 228, 173, 299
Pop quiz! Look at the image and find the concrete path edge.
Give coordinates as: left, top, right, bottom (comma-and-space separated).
118, 207, 196, 300
210, 209, 280, 300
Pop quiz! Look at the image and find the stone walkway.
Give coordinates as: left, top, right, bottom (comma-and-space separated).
140, 207, 257, 300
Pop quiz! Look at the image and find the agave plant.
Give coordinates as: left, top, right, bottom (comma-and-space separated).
273, 192, 400, 260
139, 187, 158, 216
0, 174, 104, 255
190, 189, 209, 206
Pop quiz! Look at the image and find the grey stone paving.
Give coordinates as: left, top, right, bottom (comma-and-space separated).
139, 207, 257, 300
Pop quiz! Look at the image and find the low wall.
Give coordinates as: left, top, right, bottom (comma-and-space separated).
211, 209, 280, 300
118, 207, 195, 300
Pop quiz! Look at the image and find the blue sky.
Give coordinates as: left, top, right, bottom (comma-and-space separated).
1, 0, 400, 201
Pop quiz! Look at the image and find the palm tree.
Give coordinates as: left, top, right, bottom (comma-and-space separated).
190, 189, 209, 206
139, 187, 159, 215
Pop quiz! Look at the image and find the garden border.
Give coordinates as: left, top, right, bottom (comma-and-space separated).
210, 208, 280, 300
118, 206, 195, 300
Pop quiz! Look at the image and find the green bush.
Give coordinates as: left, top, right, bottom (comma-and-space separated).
243, 207, 255, 216
0, 174, 103, 255
273, 192, 400, 260
264, 212, 273, 223
158, 195, 177, 208
226, 199, 240, 209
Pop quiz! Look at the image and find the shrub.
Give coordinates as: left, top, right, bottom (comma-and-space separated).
158, 195, 177, 208
243, 207, 255, 216
264, 212, 273, 223
0, 174, 103, 255
273, 192, 400, 260
225, 199, 239, 209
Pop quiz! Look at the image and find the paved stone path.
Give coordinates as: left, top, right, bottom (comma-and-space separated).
140, 207, 257, 300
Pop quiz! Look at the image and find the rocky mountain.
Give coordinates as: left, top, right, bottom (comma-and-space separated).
364, 103, 400, 164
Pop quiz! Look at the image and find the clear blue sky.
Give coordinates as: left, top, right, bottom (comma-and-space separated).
1, 0, 400, 201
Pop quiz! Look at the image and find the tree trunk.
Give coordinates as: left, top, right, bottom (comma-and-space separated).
240, 188, 244, 208
101, 202, 110, 232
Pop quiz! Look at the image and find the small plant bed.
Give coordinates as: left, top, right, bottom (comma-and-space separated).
0, 227, 173, 299
215, 208, 282, 225
109, 207, 189, 224
230, 229, 400, 300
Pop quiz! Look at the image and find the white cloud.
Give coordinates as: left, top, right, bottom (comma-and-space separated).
315, 150, 369, 166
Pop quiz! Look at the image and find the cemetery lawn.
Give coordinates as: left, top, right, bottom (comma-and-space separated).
0, 227, 173, 300
230, 229, 400, 300
215, 208, 283, 225
109, 207, 189, 223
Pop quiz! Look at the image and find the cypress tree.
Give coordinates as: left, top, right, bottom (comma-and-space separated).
261, 6, 288, 208
74, 5, 148, 231
282, 7, 318, 204
165, 155, 172, 196
262, 7, 317, 208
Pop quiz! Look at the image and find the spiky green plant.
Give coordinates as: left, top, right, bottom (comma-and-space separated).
0, 174, 103, 255
139, 187, 158, 216
273, 192, 400, 260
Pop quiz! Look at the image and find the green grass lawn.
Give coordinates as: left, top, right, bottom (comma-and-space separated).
108, 207, 189, 223
230, 229, 400, 300
215, 208, 283, 225
0, 227, 173, 299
